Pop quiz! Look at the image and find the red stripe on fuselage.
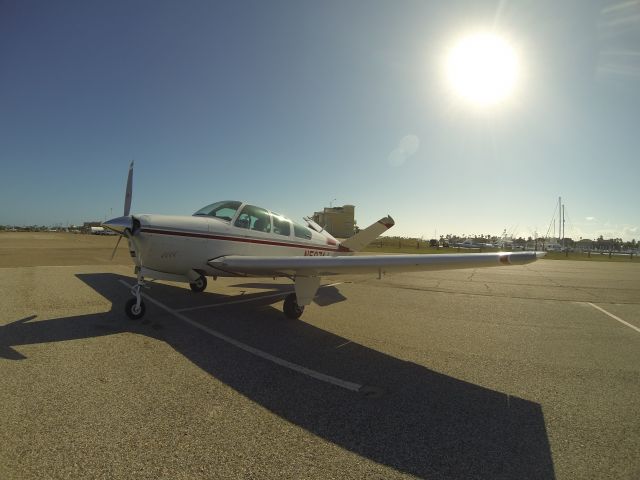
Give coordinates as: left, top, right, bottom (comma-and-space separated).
140, 227, 352, 252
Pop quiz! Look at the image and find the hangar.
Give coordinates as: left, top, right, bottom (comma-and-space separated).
312, 204, 356, 238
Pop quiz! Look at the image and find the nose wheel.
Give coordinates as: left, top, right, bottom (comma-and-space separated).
125, 297, 146, 320
283, 293, 304, 320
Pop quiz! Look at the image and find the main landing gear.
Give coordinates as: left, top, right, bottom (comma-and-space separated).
283, 293, 304, 320
189, 274, 207, 293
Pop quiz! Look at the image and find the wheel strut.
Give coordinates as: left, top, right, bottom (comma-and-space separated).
125, 272, 147, 320
283, 293, 305, 320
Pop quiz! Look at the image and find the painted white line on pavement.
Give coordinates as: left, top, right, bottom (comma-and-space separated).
586, 302, 640, 334
175, 282, 344, 313
118, 280, 362, 392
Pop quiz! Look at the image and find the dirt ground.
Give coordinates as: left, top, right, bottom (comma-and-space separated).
0, 232, 132, 267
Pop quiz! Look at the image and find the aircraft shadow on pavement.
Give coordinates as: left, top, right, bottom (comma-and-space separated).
227, 281, 348, 306
2, 273, 555, 479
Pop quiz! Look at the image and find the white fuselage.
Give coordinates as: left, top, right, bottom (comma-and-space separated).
130, 214, 346, 278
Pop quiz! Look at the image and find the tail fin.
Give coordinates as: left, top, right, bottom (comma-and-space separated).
340, 216, 394, 252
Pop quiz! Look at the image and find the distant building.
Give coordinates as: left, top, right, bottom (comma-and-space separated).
312, 205, 355, 238
575, 239, 594, 251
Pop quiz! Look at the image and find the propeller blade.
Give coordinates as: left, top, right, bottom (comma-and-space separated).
124, 160, 134, 216
110, 235, 123, 261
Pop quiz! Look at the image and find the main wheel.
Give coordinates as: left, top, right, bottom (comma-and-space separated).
125, 297, 146, 320
190, 275, 207, 293
283, 293, 304, 320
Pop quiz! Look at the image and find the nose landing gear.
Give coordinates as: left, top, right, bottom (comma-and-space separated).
125, 296, 146, 320
125, 273, 146, 320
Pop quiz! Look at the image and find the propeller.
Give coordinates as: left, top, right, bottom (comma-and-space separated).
110, 234, 123, 260
106, 161, 134, 260
124, 160, 133, 216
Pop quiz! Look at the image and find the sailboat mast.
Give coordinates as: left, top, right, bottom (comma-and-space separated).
558, 197, 561, 242
562, 204, 565, 249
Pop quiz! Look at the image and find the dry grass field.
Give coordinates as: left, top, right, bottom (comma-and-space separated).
0, 232, 132, 267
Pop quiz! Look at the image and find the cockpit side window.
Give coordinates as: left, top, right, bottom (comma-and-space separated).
293, 222, 312, 240
234, 205, 271, 233
271, 214, 291, 237
193, 201, 242, 221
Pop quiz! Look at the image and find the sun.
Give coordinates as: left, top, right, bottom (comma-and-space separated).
445, 33, 519, 108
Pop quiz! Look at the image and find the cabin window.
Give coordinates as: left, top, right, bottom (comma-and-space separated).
271, 215, 291, 236
234, 205, 271, 233
293, 223, 312, 240
193, 201, 242, 221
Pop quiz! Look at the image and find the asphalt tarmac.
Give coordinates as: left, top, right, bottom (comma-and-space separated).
1, 233, 639, 479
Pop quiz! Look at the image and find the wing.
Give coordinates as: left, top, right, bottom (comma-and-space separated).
208, 251, 544, 277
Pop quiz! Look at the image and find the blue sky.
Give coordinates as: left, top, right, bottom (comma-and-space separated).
1, 0, 638, 240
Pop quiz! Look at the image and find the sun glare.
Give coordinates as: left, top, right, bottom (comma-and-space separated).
445, 33, 519, 108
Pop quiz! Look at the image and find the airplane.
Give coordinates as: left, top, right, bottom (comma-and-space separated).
453, 238, 494, 249
103, 162, 544, 320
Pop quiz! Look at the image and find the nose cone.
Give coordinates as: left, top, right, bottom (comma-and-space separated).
102, 215, 133, 234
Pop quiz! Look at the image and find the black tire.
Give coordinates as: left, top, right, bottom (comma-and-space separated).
283, 293, 304, 319
125, 297, 146, 320
189, 275, 207, 293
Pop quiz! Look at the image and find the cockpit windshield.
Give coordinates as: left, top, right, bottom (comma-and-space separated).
193, 201, 242, 221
